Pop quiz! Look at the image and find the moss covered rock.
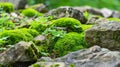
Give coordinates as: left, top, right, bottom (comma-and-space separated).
22, 8, 43, 17
54, 32, 86, 57
50, 18, 83, 33
0, 2, 14, 13
0, 28, 39, 45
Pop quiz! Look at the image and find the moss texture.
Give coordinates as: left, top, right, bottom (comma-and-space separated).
50, 18, 83, 33
22, 8, 43, 17
0, 28, 39, 45
54, 32, 86, 57
0, 2, 14, 13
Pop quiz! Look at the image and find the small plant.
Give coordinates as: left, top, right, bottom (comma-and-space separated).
50, 18, 83, 33
54, 32, 86, 57
0, 2, 14, 13
22, 8, 43, 17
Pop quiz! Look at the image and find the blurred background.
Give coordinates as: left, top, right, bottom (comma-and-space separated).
27, 0, 120, 10
0, 0, 120, 10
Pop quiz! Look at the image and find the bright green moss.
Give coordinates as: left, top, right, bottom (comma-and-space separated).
0, 28, 39, 45
81, 24, 93, 31
22, 8, 43, 17
108, 18, 120, 22
0, 2, 14, 13
29, 22, 47, 33
50, 18, 83, 33
54, 32, 86, 57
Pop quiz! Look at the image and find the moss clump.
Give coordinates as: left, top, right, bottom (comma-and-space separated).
22, 8, 43, 17
0, 2, 14, 13
50, 18, 83, 33
54, 32, 86, 57
29, 22, 47, 33
0, 28, 39, 45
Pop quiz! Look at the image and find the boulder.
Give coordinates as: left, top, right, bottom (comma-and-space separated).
30, 46, 120, 67
0, 41, 38, 66
56, 46, 120, 67
85, 21, 120, 51
45, 6, 87, 24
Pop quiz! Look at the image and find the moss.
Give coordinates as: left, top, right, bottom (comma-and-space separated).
31, 63, 40, 67
108, 18, 120, 22
54, 32, 86, 57
0, 28, 39, 45
81, 24, 93, 31
29, 22, 47, 33
0, 2, 14, 13
22, 8, 43, 17
0, 17, 15, 30
50, 18, 83, 33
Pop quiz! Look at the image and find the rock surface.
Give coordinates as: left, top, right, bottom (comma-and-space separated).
45, 6, 87, 24
27, 4, 48, 13
0, 41, 38, 66
30, 46, 120, 67
85, 21, 120, 51
74, 6, 120, 18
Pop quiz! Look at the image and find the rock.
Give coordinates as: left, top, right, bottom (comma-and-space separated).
74, 6, 103, 16
0, 0, 27, 9
45, 6, 87, 24
29, 46, 120, 67
27, 4, 48, 13
100, 8, 113, 18
85, 21, 120, 51
54, 46, 120, 67
86, 16, 100, 24
0, 41, 38, 66
74, 6, 120, 18
34, 35, 46, 42
112, 11, 120, 18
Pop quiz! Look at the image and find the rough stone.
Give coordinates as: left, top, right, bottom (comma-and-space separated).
31, 46, 120, 67
27, 4, 48, 13
0, 41, 38, 66
85, 21, 120, 51
55, 46, 120, 67
45, 6, 87, 24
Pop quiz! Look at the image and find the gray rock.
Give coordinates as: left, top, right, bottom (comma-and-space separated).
30, 46, 120, 67
27, 4, 48, 13
74, 6, 103, 16
0, 41, 38, 66
55, 46, 120, 67
74, 6, 120, 18
85, 21, 120, 51
45, 6, 87, 24
86, 16, 100, 24
100, 8, 113, 18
